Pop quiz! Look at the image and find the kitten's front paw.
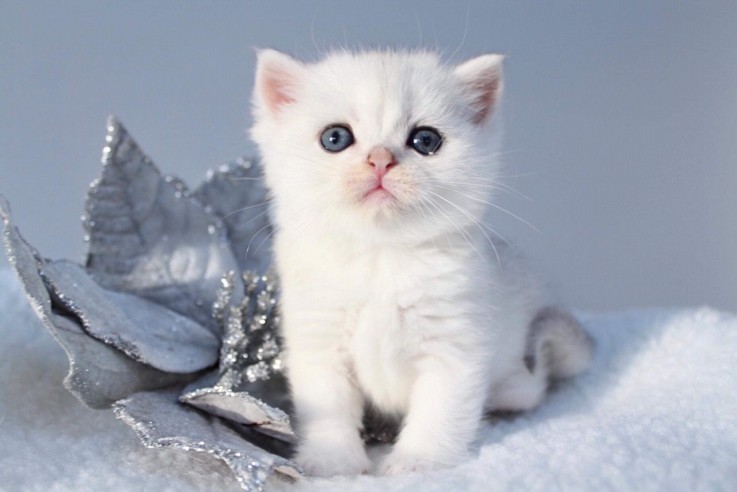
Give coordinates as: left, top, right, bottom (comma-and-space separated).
296, 440, 371, 478
378, 450, 464, 476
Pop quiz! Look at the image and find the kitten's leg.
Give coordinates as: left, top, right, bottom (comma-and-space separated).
288, 329, 370, 477
378, 354, 487, 475
487, 367, 547, 412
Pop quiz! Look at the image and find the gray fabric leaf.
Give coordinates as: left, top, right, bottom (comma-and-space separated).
84, 117, 242, 335
114, 389, 302, 491
42, 260, 219, 374
193, 159, 273, 273
0, 196, 50, 325
50, 314, 186, 408
180, 372, 296, 444
1, 196, 186, 408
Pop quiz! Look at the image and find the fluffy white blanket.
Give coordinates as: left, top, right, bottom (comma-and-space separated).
1, 265, 735, 491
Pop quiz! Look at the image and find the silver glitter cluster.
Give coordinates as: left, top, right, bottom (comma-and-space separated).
213, 270, 284, 390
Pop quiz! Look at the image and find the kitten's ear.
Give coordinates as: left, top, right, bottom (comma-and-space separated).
254, 49, 305, 117
454, 54, 504, 125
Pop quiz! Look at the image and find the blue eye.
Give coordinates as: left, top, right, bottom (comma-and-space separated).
320, 125, 354, 153
407, 127, 442, 155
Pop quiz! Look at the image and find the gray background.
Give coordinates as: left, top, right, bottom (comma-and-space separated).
1, 1, 735, 311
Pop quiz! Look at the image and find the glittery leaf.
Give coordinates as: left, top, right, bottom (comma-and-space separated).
194, 159, 273, 273
180, 372, 295, 444
50, 314, 186, 408
114, 389, 301, 491
0, 196, 186, 408
42, 260, 220, 374
83, 117, 242, 335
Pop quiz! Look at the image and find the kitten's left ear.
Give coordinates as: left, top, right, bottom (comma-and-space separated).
454, 54, 504, 125
254, 49, 305, 118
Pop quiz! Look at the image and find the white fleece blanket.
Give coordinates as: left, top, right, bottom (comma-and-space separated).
0, 265, 735, 491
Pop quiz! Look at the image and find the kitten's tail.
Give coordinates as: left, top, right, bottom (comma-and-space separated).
524, 306, 594, 379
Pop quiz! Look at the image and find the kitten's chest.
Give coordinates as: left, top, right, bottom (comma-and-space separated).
348, 293, 414, 412
345, 254, 427, 413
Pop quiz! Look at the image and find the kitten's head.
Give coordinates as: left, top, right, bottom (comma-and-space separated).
251, 49, 504, 243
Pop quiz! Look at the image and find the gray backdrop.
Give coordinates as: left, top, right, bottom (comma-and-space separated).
2, 1, 735, 311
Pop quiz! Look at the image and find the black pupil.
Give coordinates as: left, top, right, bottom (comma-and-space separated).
330, 131, 341, 144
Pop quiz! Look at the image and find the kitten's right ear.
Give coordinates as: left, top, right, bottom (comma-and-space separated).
254, 49, 305, 118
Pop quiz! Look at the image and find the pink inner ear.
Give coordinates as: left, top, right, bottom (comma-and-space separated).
471, 77, 500, 125
261, 68, 296, 115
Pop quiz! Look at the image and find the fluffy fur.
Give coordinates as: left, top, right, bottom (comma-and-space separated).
250, 49, 593, 477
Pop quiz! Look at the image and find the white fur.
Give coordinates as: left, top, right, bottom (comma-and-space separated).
250, 49, 593, 477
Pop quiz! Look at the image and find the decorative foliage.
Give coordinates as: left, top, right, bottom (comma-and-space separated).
0, 118, 299, 491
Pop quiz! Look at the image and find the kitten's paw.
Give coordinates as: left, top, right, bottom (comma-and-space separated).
296, 441, 371, 478
378, 450, 461, 476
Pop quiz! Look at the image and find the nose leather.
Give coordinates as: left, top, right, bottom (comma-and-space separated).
368, 148, 396, 179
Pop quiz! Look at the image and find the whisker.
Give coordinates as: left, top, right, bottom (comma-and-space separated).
419, 175, 533, 203
448, 3, 470, 62
433, 179, 528, 197
226, 176, 266, 181
255, 192, 328, 255
431, 184, 540, 234
427, 191, 501, 266
245, 222, 274, 258
428, 192, 515, 249
254, 223, 278, 255
221, 199, 272, 220
425, 194, 488, 264
237, 205, 274, 228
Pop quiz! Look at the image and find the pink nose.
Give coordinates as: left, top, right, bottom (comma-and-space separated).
368, 147, 396, 179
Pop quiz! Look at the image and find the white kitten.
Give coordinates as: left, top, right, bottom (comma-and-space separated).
250, 49, 593, 477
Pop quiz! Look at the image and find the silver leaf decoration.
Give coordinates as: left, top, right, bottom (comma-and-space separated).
49, 313, 186, 409
42, 260, 219, 374
84, 117, 242, 335
0, 196, 186, 408
0, 118, 306, 490
181, 372, 295, 444
114, 389, 301, 491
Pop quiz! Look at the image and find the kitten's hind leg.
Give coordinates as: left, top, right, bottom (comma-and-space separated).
486, 306, 594, 413
488, 367, 548, 412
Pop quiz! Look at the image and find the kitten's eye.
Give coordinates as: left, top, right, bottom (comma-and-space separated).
407, 127, 443, 156
320, 125, 354, 153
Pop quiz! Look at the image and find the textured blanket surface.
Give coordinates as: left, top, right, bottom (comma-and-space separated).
1, 265, 735, 491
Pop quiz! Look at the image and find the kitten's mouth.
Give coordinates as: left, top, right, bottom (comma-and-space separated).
362, 184, 395, 203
